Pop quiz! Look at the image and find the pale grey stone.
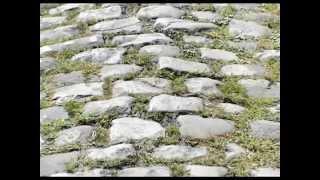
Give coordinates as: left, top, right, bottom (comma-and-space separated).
183, 35, 213, 45
221, 64, 266, 76
40, 92, 46, 100
154, 18, 217, 32
152, 145, 208, 160
158, 56, 211, 74
249, 120, 280, 140
90, 17, 142, 34
234, 11, 279, 25
139, 45, 180, 57
40, 34, 104, 57
77, 6, 122, 23
177, 115, 235, 138
185, 165, 228, 177
40, 151, 80, 176
135, 78, 171, 91
112, 33, 173, 48
52, 82, 104, 104
83, 96, 134, 115
40, 136, 44, 150
51, 71, 85, 88
54, 125, 94, 146
225, 143, 246, 160
185, 77, 222, 96
112, 80, 167, 97
254, 50, 280, 62
217, 103, 246, 115
268, 104, 280, 114
40, 57, 56, 74
191, 11, 222, 22
86, 144, 136, 161
99, 64, 142, 79
40, 16, 67, 30
48, 3, 95, 15
118, 166, 171, 177
232, 4, 261, 11
238, 79, 280, 99
40, 106, 69, 124
228, 19, 272, 39
109, 117, 165, 144
71, 48, 126, 65
148, 94, 203, 112
200, 48, 239, 62
50, 169, 112, 177
227, 41, 258, 53
137, 5, 184, 19
250, 168, 280, 177
40, 25, 80, 44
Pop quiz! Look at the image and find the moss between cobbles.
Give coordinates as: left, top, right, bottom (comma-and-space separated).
260, 4, 280, 16
40, 119, 73, 141
191, 4, 215, 12
264, 59, 280, 83
170, 76, 188, 95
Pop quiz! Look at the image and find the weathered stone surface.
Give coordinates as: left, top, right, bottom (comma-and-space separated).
50, 169, 112, 177
185, 77, 222, 96
52, 82, 104, 104
40, 34, 104, 57
238, 79, 280, 99
200, 48, 239, 62
234, 11, 279, 25
152, 145, 208, 160
268, 104, 280, 114
228, 19, 272, 39
185, 165, 228, 177
40, 57, 56, 74
40, 106, 69, 124
40, 3, 60, 10
86, 144, 136, 161
40, 151, 80, 176
112, 80, 166, 97
232, 3, 261, 11
137, 5, 184, 19
54, 125, 95, 146
48, 3, 95, 15
40, 25, 80, 44
40, 136, 44, 150
77, 6, 122, 23
217, 103, 246, 115
51, 71, 85, 88
139, 45, 180, 57
71, 48, 126, 65
249, 168, 280, 177
154, 18, 217, 32
100, 64, 142, 79
136, 78, 171, 91
177, 115, 235, 138
221, 64, 266, 76
191, 11, 222, 22
254, 50, 280, 62
40, 92, 46, 100
90, 17, 142, 34
249, 120, 280, 140
158, 56, 211, 74
225, 143, 246, 160
112, 33, 173, 48
40, 16, 67, 30
227, 41, 258, 53
109, 117, 165, 144
118, 166, 171, 177
148, 94, 203, 112
183, 35, 213, 45
83, 96, 134, 115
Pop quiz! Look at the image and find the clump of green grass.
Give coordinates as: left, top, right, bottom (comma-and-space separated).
219, 77, 248, 105
123, 48, 154, 66
210, 60, 227, 74
40, 119, 73, 141
170, 76, 188, 95
158, 124, 181, 145
92, 126, 109, 147
40, 99, 54, 109
205, 26, 232, 49
180, 48, 200, 60
192, 4, 215, 11
219, 5, 237, 18
41, 143, 84, 156
261, 4, 280, 15
76, 21, 89, 35
102, 78, 113, 98
63, 100, 84, 117
169, 163, 190, 177
264, 59, 280, 83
